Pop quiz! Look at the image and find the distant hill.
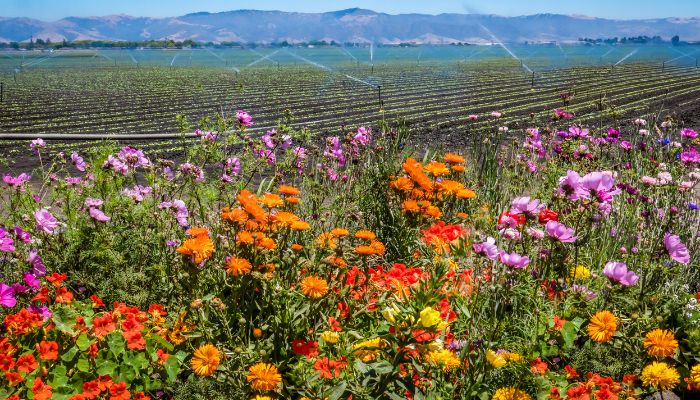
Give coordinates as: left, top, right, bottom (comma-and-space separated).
1, 8, 699, 44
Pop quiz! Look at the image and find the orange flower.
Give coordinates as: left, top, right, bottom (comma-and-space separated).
191, 344, 220, 376
260, 193, 284, 208
390, 177, 414, 192
402, 199, 420, 213
457, 189, 476, 199
186, 227, 210, 237
238, 190, 268, 223
278, 185, 301, 196
16, 354, 38, 373
370, 241, 386, 256
92, 314, 116, 338
301, 276, 329, 298
422, 205, 442, 219
37, 340, 59, 361
55, 287, 74, 304
285, 196, 301, 205
330, 228, 349, 237
5, 371, 23, 386
236, 231, 255, 245
316, 233, 338, 249
226, 257, 252, 276
177, 229, 215, 264
123, 331, 146, 350
424, 161, 450, 176
451, 165, 465, 172
32, 377, 53, 400
291, 243, 304, 252
643, 329, 678, 357
444, 153, 465, 164
355, 230, 376, 240
530, 357, 548, 375
587, 310, 617, 343
247, 362, 282, 392
109, 381, 130, 400
437, 180, 465, 196
221, 207, 248, 224
272, 211, 300, 228
290, 221, 310, 231
355, 245, 376, 256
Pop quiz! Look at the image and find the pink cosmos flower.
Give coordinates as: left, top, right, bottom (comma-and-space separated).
84, 197, 104, 208
236, 110, 253, 127
510, 197, 545, 217
500, 251, 529, 269
30, 138, 46, 154
24, 273, 40, 289
472, 237, 501, 260
602, 261, 639, 286
89, 208, 110, 222
0, 234, 14, 252
664, 233, 689, 264
13, 226, 31, 243
71, 152, 86, 171
545, 221, 577, 243
34, 209, 58, 234
3, 173, 31, 190
0, 283, 16, 308
468, 114, 478, 121
681, 128, 698, 139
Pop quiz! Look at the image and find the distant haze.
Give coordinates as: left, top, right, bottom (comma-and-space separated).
1, 8, 699, 44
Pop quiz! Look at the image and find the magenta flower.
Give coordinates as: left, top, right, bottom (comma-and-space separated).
468, 114, 478, 121
680, 147, 700, 164
236, 110, 253, 127
224, 158, 241, 176
89, 207, 110, 222
580, 172, 620, 203
664, 233, 689, 264
0, 234, 15, 252
473, 237, 501, 260
102, 155, 129, 175
24, 273, 40, 289
28, 250, 46, 276
558, 170, 585, 200
500, 251, 529, 269
13, 226, 31, 243
353, 127, 372, 146
71, 152, 87, 171
84, 197, 104, 208
261, 130, 276, 149
0, 283, 16, 308
118, 147, 150, 168
510, 197, 545, 217
30, 138, 46, 154
34, 209, 58, 234
3, 173, 31, 191
681, 128, 698, 139
603, 261, 639, 286
545, 221, 577, 243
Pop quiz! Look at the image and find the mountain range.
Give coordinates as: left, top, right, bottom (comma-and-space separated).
1, 8, 700, 44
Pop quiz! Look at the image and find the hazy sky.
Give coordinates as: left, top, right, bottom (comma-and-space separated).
4, 0, 700, 20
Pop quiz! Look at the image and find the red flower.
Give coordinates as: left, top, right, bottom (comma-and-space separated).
337, 302, 349, 319
69, 394, 86, 400
538, 209, 559, 224
0, 354, 14, 371
123, 330, 146, 350
291, 339, 319, 358
92, 314, 117, 338
16, 354, 38, 373
32, 287, 50, 303
121, 315, 144, 333
37, 340, 59, 361
565, 364, 579, 379
134, 392, 151, 400
109, 381, 130, 400
90, 295, 105, 308
156, 349, 170, 365
32, 377, 53, 400
46, 272, 67, 287
55, 287, 74, 304
329, 316, 343, 332
97, 375, 113, 391
88, 343, 99, 358
314, 357, 348, 379
5, 371, 24, 386
530, 357, 548, 375
82, 380, 102, 399
148, 304, 167, 317
553, 315, 567, 331
498, 211, 526, 225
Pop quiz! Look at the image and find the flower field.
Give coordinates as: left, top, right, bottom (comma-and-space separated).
1, 101, 700, 400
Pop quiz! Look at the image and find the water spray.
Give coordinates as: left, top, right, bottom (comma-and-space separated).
478, 23, 533, 73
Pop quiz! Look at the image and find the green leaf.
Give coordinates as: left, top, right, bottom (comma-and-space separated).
52, 305, 78, 336
51, 365, 69, 387
96, 359, 118, 376
326, 382, 347, 400
149, 334, 174, 352
164, 356, 180, 383
106, 333, 126, 358
76, 333, 94, 351
61, 346, 79, 362
561, 321, 579, 349
77, 357, 91, 373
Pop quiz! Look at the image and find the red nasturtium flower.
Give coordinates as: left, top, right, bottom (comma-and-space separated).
46, 272, 67, 287
82, 380, 101, 399
92, 314, 117, 338
5, 371, 24, 386
123, 331, 147, 350
37, 340, 59, 360
90, 294, 105, 308
32, 377, 53, 400
531, 357, 548, 375
538, 209, 559, 224
0, 354, 15, 371
291, 340, 319, 359
109, 381, 130, 400
16, 354, 38, 373
314, 357, 348, 379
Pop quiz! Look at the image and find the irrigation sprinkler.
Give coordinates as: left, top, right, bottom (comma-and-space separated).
531, 72, 535, 87
377, 85, 383, 108
0, 82, 3, 103
662, 61, 666, 72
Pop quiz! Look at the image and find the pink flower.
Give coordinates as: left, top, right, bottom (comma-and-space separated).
30, 138, 46, 154
500, 252, 529, 269
0, 283, 16, 308
681, 128, 698, 139
34, 209, 58, 234
89, 208, 110, 223
468, 114, 478, 121
236, 110, 253, 127
0, 235, 14, 252
603, 261, 639, 286
13, 226, 31, 243
3, 173, 31, 190
664, 233, 689, 264
71, 152, 86, 171
472, 237, 501, 260
510, 197, 545, 217
545, 221, 576, 243
84, 197, 104, 208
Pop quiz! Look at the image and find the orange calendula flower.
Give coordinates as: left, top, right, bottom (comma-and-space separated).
457, 189, 477, 199
177, 229, 215, 264
260, 193, 284, 208
437, 180, 465, 196
390, 177, 414, 192
285, 196, 301, 204
451, 165, 465, 172
316, 233, 338, 249
278, 185, 301, 196
301, 276, 329, 298
272, 211, 299, 228
191, 344, 220, 376
291, 244, 304, 252
444, 153, 465, 164
587, 310, 617, 343
221, 207, 248, 224
643, 329, 678, 357
186, 227, 210, 237
236, 231, 255, 245
290, 221, 310, 231
355, 245, 376, 256
424, 161, 450, 176
226, 257, 252, 276
247, 363, 282, 392
330, 228, 349, 237
355, 230, 376, 240
402, 199, 420, 213
370, 240, 386, 256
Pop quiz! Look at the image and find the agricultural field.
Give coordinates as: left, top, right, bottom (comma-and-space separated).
1, 44, 700, 400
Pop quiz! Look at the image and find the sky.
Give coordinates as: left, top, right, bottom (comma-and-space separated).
4, 0, 700, 21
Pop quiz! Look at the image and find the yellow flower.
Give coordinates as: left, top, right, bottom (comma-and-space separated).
251, 396, 273, 400
492, 387, 532, 400
225, 257, 252, 277
643, 329, 678, 357
382, 305, 400, 324
486, 350, 507, 368
419, 307, 441, 328
353, 337, 383, 363
503, 352, 523, 362
425, 349, 461, 372
320, 331, 339, 345
690, 364, 700, 387
191, 344, 220, 376
587, 310, 617, 343
247, 362, 282, 392
640, 362, 680, 390
570, 265, 591, 279
300, 276, 328, 298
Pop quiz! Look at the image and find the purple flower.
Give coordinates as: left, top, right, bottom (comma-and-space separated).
0, 283, 16, 308
236, 110, 253, 127
570, 284, 596, 300
24, 273, 41, 289
545, 221, 577, 243
28, 250, 46, 277
103, 155, 129, 175
28, 304, 52, 320
13, 226, 31, 243
201, 131, 218, 142
122, 185, 152, 203
473, 237, 501, 260
664, 233, 689, 264
224, 158, 241, 176
510, 196, 545, 217
254, 149, 276, 165
261, 130, 276, 149
71, 152, 87, 171
680, 147, 700, 164
118, 147, 150, 168
603, 261, 639, 286
84, 197, 104, 208
500, 251, 529, 269
65, 176, 82, 186
89, 207, 110, 222
30, 138, 46, 154
0, 234, 15, 252
34, 209, 58, 234
178, 163, 205, 182
353, 127, 372, 146
173, 199, 189, 227
681, 128, 698, 139
3, 173, 31, 190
